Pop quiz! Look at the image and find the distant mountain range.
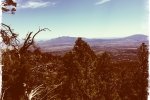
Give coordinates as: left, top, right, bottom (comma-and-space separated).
37, 34, 148, 52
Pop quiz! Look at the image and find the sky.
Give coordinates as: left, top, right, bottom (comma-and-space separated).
2, 0, 149, 40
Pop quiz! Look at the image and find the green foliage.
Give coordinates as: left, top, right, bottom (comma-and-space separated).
2, 38, 148, 100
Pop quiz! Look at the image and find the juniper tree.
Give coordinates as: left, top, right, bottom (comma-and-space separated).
137, 43, 148, 100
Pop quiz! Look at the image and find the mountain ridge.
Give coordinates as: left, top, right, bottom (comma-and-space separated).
36, 34, 148, 52
39, 34, 148, 42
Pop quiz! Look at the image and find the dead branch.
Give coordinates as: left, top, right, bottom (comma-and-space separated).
39, 82, 62, 100
0, 23, 19, 48
27, 84, 44, 100
19, 28, 50, 54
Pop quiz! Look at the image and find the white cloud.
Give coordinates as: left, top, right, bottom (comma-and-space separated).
95, 0, 111, 5
18, 0, 56, 9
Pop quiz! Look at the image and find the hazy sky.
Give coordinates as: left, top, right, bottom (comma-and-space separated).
3, 0, 149, 40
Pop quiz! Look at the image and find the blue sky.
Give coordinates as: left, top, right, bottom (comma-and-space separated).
3, 0, 149, 40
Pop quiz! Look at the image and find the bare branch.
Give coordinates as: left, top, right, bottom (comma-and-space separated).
19, 28, 50, 54
27, 84, 44, 100
40, 82, 62, 100
0, 23, 19, 47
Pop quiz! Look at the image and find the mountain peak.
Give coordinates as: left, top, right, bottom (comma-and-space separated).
125, 34, 148, 40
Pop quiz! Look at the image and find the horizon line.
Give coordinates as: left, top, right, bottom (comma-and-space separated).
33, 34, 148, 41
